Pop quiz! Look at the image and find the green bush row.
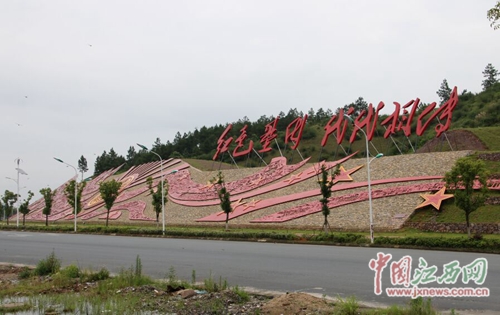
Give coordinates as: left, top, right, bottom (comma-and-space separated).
3, 225, 499, 252
374, 236, 500, 251
308, 233, 365, 244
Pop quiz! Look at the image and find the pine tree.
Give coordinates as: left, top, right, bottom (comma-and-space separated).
482, 63, 499, 91
436, 79, 452, 105
78, 155, 88, 181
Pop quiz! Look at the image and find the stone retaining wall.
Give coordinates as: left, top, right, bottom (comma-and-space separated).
486, 197, 500, 205
478, 152, 500, 161
161, 151, 472, 230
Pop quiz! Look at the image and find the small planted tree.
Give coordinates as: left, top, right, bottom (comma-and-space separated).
1, 190, 19, 225
445, 157, 489, 238
212, 171, 232, 231
99, 179, 122, 227
18, 190, 34, 226
146, 176, 168, 226
318, 164, 340, 233
40, 188, 55, 226
63, 180, 87, 221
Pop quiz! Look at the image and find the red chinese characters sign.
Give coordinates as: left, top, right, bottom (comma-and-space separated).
213, 87, 459, 160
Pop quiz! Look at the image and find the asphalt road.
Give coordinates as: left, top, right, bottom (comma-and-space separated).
0, 231, 498, 312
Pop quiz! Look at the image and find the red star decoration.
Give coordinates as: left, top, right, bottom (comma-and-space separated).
308, 161, 327, 175
283, 172, 304, 185
249, 174, 264, 186
331, 165, 363, 184
216, 198, 246, 216
415, 186, 454, 211
230, 198, 246, 211
242, 199, 261, 211
201, 181, 215, 190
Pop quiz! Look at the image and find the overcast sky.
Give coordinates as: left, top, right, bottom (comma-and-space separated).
1, 0, 499, 201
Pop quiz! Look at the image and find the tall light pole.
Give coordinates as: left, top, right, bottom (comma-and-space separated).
344, 115, 383, 243
54, 158, 78, 232
8, 158, 28, 228
137, 143, 165, 235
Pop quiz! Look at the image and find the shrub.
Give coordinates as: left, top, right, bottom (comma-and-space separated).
472, 232, 483, 241
309, 233, 364, 244
34, 252, 61, 276
18, 266, 33, 279
408, 297, 438, 315
335, 295, 359, 315
166, 266, 183, 289
61, 264, 80, 279
232, 285, 250, 302
84, 267, 110, 282
204, 271, 228, 293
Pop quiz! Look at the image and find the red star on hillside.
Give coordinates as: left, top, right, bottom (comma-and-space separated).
230, 198, 246, 211
249, 174, 264, 186
242, 199, 261, 211
415, 186, 454, 211
201, 181, 215, 190
283, 172, 304, 185
217, 198, 246, 215
308, 161, 327, 175
332, 165, 363, 184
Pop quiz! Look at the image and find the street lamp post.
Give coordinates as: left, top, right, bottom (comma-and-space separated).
344, 115, 383, 243
7, 160, 27, 228
54, 158, 78, 232
137, 143, 165, 235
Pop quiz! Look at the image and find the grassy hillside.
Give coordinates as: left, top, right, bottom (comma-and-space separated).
466, 126, 500, 151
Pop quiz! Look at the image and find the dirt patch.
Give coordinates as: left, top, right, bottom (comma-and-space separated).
417, 129, 488, 153
260, 292, 335, 314
0, 264, 29, 282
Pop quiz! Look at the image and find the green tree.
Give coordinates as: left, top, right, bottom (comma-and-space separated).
127, 146, 136, 161
94, 148, 126, 176
40, 188, 55, 227
318, 164, 340, 233
436, 79, 452, 105
1, 190, 18, 225
482, 63, 499, 91
78, 155, 88, 181
63, 180, 87, 220
99, 179, 122, 227
341, 97, 368, 116
212, 172, 232, 231
146, 176, 168, 225
487, 1, 500, 30
18, 190, 34, 226
444, 157, 489, 238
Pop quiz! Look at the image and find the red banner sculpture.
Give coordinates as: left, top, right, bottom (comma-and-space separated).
213, 87, 459, 158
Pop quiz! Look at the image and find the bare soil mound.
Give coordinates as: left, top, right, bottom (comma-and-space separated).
417, 129, 487, 153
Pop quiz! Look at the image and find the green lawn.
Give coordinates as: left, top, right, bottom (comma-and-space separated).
410, 196, 500, 223
466, 126, 500, 150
